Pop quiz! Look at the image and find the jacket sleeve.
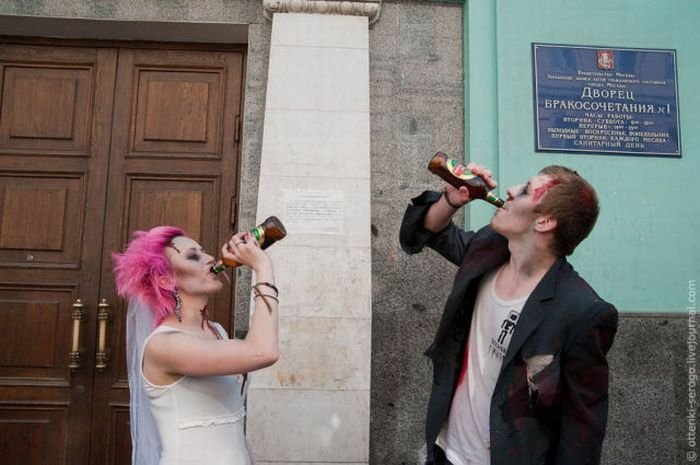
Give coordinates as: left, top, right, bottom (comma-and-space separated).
556, 303, 618, 465
399, 190, 476, 266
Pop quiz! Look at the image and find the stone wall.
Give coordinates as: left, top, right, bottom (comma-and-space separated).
368, 1, 465, 463
604, 314, 687, 465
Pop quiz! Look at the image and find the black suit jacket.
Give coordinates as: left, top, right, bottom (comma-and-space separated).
400, 191, 618, 465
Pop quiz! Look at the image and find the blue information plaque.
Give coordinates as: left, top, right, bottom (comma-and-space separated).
533, 44, 680, 157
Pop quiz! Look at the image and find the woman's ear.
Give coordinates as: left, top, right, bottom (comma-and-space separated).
157, 275, 175, 291
534, 215, 557, 233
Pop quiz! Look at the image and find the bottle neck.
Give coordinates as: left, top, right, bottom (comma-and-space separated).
251, 225, 266, 244
485, 192, 505, 208
210, 262, 226, 274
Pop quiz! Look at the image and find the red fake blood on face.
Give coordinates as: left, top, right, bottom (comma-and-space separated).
532, 178, 560, 203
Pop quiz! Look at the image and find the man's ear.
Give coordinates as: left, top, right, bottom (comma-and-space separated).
534, 215, 557, 233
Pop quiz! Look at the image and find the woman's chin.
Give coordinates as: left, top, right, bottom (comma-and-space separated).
211, 281, 225, 293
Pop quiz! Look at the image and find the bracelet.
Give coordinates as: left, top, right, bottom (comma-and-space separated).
254, 281, 279, 296
254, 293, 279, 303
253, 291, 278, 314
442, 190, 461, 210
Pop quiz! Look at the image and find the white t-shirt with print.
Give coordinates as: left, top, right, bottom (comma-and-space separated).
436, 267, 528, 465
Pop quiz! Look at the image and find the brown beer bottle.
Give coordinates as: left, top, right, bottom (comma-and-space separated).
211, 216, 288, 274
428, 151, 505, 208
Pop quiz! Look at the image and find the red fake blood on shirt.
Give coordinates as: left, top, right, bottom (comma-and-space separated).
457, 340, 470, 387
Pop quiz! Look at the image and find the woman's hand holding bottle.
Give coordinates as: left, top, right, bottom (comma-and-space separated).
222, 232, 272, 273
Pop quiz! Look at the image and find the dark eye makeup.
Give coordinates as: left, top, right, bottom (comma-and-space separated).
185, 245, 208, 262
519, 181, 531, 197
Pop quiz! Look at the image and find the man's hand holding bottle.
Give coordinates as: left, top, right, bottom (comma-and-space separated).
442, 162, 499, 209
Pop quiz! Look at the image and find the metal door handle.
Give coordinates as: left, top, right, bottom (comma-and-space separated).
95, 298, 112, 370
69, 299, 85, 370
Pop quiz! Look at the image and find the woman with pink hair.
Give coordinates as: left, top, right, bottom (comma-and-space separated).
113, 226, 279, 465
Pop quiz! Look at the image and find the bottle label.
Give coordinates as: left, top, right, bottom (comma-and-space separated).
251, 226, 265, 245
447, 159, 476, 180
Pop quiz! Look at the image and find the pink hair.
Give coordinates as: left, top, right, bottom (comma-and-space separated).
113, 226, 185, 326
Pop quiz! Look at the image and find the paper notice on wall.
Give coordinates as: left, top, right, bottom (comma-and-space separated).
284, 189, 344, 235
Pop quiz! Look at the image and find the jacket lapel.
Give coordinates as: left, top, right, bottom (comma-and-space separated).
433, 231, 509, 348
500, 258, 564, 369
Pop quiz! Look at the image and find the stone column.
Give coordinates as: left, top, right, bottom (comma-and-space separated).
247, 1, 380, 464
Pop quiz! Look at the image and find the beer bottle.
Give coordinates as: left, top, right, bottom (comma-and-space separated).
428, 151, 505, 208
211, 216, 288, 274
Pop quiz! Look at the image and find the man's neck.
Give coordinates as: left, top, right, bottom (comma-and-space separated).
496, 240, 558, 301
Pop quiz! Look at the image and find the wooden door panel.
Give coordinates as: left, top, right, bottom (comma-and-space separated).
0, 173, 84, 267
103, 47, 242, 326
132, 69, 225, 157
0, 43, 118, 465
123, 49, 237, 161
0, 40, 245, 465
0, 285, 75, 377
0, 65, 92, 154
92, 47, 244, 465
105, 406, 132, 465
126, 175, 219, 243
0, 406, 67, 465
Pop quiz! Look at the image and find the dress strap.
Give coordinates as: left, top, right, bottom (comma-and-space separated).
140, 325, 185, 388
208, 321, 230, 340
141, 325, 181, 353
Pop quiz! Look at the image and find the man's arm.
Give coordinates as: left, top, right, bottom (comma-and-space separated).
399, 190, 474, 266
556, 303, 618, 465
425, 159, 496, 232
423, 187, 468, 233
400, 163, 498, 265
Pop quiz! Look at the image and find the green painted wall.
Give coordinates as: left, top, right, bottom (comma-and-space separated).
465, 0, 700, 312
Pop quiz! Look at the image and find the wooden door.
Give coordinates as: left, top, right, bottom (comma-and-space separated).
91, 48, 244, 465
0, 41, 244, 465
0, 44, 117, 465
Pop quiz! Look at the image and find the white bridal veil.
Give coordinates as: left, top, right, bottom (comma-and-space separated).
126, 297, 162, 465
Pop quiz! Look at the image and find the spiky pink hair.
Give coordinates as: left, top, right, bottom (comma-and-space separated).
113, 226, 185, 325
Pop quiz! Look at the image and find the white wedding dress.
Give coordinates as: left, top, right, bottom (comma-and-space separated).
141, 324, 252, 465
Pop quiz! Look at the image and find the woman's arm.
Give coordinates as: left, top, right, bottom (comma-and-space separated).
146, 233, 279, 377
